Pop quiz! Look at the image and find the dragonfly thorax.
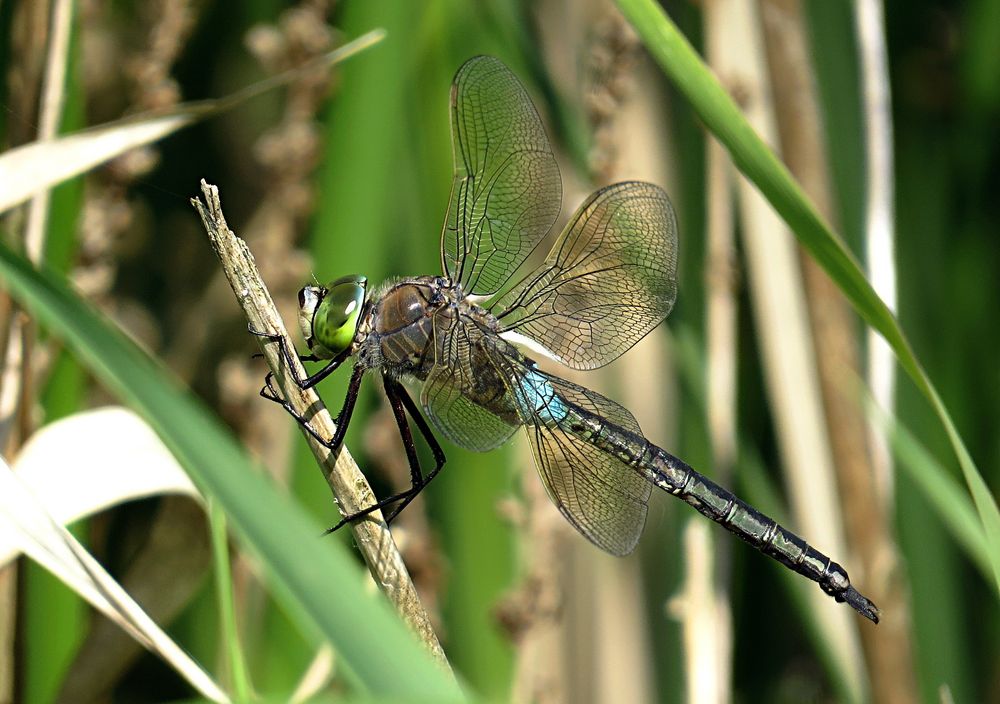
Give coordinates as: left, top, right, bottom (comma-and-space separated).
368, 277, 454, 376
374, 278, 442, 332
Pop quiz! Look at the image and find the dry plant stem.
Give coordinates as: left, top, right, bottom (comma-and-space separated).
760, 1, 917, 701
192, 6, 339, 667
698, 129, 740, 704
0, 565, 12, 704
25, 0, 73, 262
702, 12, 740, 703
707, 0, 865, 697
191, 181, 448, 666
0, 2, 55, 695
0, 2, 75, 696
566, 13, 655, 703
4, 0, 75, 446
854, 0, 897, 508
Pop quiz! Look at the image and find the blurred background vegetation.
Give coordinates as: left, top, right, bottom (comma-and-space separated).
1, 0, 998, 702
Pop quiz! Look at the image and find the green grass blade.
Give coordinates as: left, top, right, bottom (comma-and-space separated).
871, 405, 993, 580
615, 0, 1000, 599
209, 500, 253, 701
0, 241, 463, 701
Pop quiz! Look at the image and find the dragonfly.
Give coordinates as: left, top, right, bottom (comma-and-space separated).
255, 55, 879, 623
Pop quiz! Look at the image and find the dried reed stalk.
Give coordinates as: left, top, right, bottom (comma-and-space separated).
706, 0, 865, 698
760, 1, 916, 701
192, 181, 448, 666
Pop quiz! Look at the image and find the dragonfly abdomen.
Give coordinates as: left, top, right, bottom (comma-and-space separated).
566, 403, 880, 623
648, 447, 878, 621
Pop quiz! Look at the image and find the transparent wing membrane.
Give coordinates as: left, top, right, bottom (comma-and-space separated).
495, 182, 677, 369
498, 359, 652, 556
420, 312, 519, 451
420, 307, 651, 555
441, 56, 562, 296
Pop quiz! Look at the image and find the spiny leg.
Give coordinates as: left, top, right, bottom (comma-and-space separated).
249, 322, 363, 448
261, 361, 366, 460
391, 378, 446, 467
381, 377, 447, 524
248, 323, 347, 390
325, 376, 447, 533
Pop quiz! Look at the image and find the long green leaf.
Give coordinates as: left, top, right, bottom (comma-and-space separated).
209, 501, 252, 701
872, 405, 993, 579
615, 0, 1000, 599
0, 242, 463, 701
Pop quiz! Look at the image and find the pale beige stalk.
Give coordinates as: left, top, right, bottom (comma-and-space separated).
0, 3, 75, 694
855, 0, 897, 509
591, 34, 664, 704
706, 0, 865, 698
694, 26, 742, 689
759, 1, 916, 700
192, 181, 448, 666
25, 0, 73, 263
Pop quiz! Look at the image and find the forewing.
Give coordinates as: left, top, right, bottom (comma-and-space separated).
420, 311, 520, 452
495, 182, 677, 369
441, 56, 562, 296
499, 361, 651, 556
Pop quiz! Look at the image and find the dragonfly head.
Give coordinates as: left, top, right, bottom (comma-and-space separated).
298, 274, 368, 359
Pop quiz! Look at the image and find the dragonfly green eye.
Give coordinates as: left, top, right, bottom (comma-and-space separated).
298, 275, 367, 358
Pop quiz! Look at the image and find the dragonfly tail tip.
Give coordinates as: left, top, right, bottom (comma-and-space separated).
843, 586, 880, 624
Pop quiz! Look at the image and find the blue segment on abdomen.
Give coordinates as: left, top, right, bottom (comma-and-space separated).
517, 369, 569, 424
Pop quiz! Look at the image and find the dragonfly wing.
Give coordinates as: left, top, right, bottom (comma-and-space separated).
501, 362, 652, 556
419, 311, 520, 452
495, 182, 677, 370
441, 56, 562, 296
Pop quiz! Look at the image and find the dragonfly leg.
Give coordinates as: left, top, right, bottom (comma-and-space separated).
259, 371, 283, 403
324, 377, 447, 533
381, 377, 446, 525
247, 323, 346, 390
388, 377, 446, 472
259, 363, 366, 459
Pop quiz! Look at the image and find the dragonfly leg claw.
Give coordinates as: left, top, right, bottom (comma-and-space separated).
259, 372, 282, 403
248, 323, 307, 379
323, 479, 433, 535
246, 322, 280, 341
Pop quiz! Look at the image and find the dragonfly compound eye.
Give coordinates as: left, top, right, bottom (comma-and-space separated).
311, 275, 367, 357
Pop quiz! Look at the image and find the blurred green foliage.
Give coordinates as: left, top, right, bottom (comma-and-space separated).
2, 0, 998, 701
